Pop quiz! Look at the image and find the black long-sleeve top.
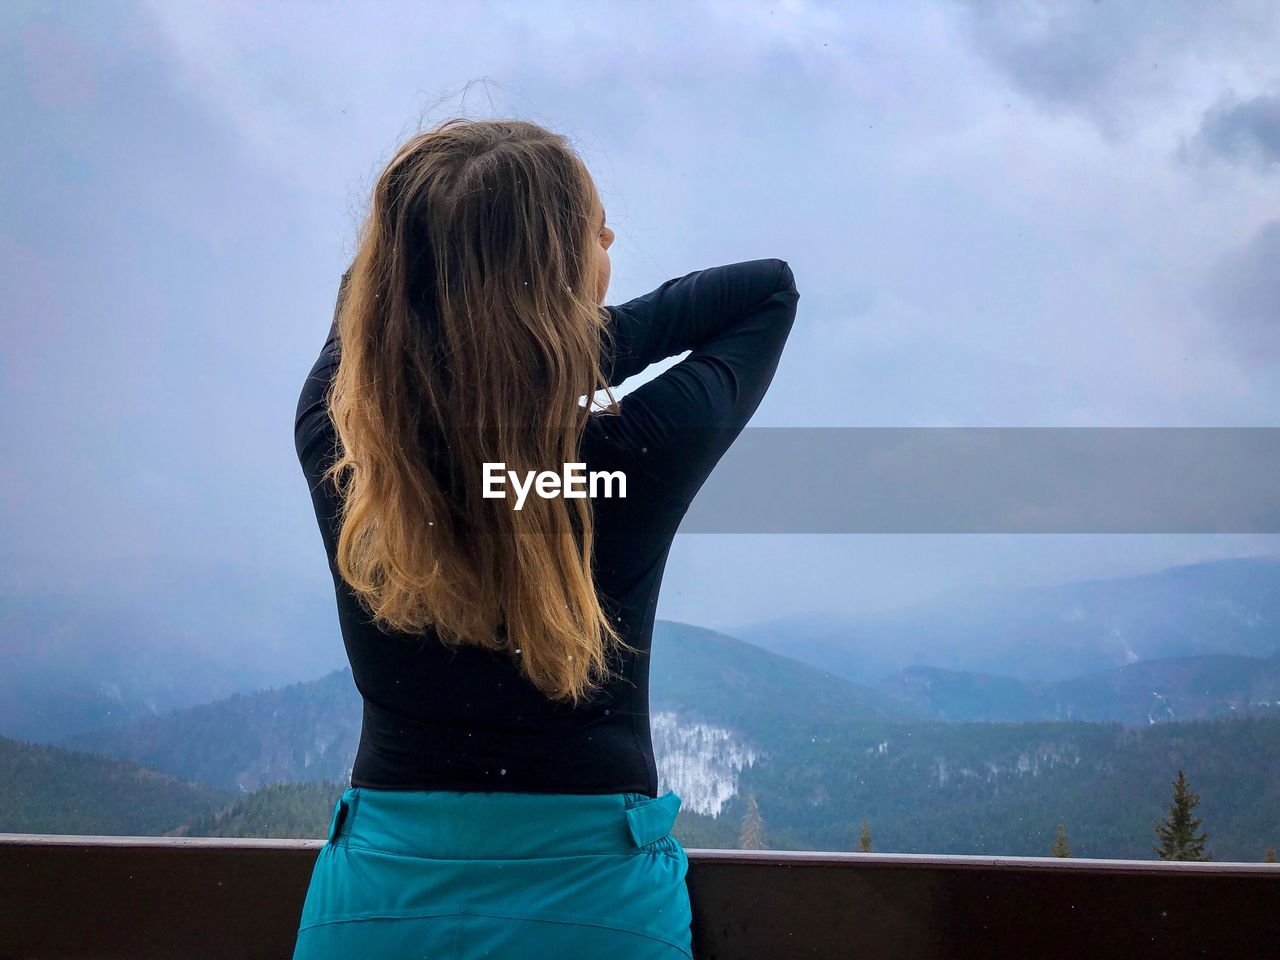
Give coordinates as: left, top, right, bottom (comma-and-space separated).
294, 257, 799, 797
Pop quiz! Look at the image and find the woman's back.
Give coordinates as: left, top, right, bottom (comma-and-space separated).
291, 116, 797, 960
294, 256, 799, 797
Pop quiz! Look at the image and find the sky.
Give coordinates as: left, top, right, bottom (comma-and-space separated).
4, 0, 1280, 653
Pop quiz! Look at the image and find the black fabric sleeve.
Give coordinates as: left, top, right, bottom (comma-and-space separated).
599, 258, 796, 387
322, 257, 782, 387
293, 270, 350, 465
599, 258, 799, 508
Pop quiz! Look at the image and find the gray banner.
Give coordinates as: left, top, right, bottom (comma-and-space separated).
675, 428, 1280, 533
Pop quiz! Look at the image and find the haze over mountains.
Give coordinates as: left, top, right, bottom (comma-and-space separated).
3, 556, 1279, 859
0, 554, 341, 743
735, 556, 1280, 685
6, 554, 1279, 746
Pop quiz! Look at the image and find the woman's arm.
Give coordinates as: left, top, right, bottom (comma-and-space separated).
324, 265, 353, 346
599, 258, 793, 387
324, 256, 791, 416
599, 258, 799, 508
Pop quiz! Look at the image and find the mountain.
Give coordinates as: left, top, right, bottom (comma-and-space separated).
13, 553, 1280, 746
48, 620, 923, 805
735, 556, 1280, 685
15, 620, 1280, 860
650, 620, 925, 730
53, 668, 361, 794
161, 714, 1280, 862
0, 735, 234, 836
729, 714, 1280, 862
176, 780, 347, 839
648, 621, 926, 815
875, 651, 1280, 724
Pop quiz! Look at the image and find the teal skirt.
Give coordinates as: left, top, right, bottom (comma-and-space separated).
291, 786, 694, 959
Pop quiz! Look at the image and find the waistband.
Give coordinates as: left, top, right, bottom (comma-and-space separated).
326, 786, 683, 859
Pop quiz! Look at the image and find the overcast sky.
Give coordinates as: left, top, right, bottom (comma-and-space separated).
4, 0, 1280, 646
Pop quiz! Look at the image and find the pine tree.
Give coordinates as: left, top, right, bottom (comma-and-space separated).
1153, 770, 1210, 861
1264, 847, 1277, 863
1050, 821, 1071, 857
858, 819, 873, 852
739, 792, 766, 850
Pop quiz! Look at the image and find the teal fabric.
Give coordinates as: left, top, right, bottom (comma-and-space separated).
291, 786, 693, 959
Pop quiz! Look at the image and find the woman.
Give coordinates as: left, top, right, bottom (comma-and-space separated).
291, 116, 799, 959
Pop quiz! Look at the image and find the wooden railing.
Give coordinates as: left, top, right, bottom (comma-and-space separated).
1, 834, 1277, 958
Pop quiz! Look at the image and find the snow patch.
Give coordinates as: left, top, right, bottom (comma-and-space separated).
651, 710, 762, 818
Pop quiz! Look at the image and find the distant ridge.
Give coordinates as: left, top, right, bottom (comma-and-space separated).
651, 620, 926, 734
53, 668, 361, 795
736, 555, 1280, 685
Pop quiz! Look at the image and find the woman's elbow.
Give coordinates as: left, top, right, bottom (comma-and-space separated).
773, 258, 798, 297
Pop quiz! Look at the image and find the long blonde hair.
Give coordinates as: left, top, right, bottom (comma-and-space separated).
323, 117, 637, 706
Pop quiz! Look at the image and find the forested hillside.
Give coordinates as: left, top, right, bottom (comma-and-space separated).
178, 779, 347, 839
0, 735, 234, 836
721, 715, 1280, 862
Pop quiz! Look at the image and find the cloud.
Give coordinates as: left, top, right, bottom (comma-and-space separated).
957, 0, 1138, 109
1203, 219, 1280, 362
1187, 89, 1280, 170
0, 0, 336, 564
4, 0, 1280, 634
952, 0, 1280, 138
